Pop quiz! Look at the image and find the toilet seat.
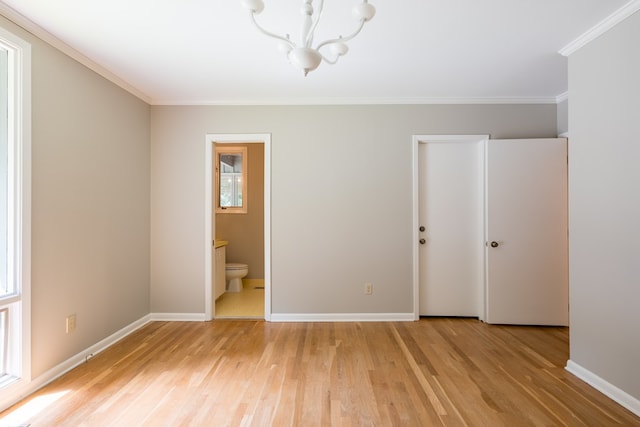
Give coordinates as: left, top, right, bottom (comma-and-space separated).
226, 263, 248, 270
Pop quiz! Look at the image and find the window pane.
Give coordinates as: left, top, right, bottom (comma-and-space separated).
219, 173, 243, 207
219, 153, 243, 208
0, 308, 6, 375
216, 146, 247, 214
0, 47, 8, 297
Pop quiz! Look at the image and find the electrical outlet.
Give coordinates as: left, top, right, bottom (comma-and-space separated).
66, 314, 76, 334
364, 282, 373, 295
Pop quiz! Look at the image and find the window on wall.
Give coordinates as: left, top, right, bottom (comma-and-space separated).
0, 43, 8, 381
0, 26, 31, 393
215, 145, 247, 214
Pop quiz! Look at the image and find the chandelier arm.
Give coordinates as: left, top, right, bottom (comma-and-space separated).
304, 0, 324, 48
319, 52, 340, 65
315, 19, 366, 51
249, 12, 296, 48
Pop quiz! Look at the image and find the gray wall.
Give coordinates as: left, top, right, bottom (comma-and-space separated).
0, 16, 151, 378
568, 11, 640, 400
150, 104, 557, 315
557, 98, 568, 136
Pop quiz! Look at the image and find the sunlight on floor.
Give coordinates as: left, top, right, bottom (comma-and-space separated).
0, 390, 69, 425
215, 279, 264, 319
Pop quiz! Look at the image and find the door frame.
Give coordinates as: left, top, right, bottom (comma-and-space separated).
205, 133, 271, 321
411, 135, 489, 320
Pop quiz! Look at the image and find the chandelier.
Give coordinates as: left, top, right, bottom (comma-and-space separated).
240, 0, 376, 76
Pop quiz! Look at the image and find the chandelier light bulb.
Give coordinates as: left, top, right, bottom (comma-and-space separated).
352, 3, 376, 21
241, 0, 264, 14
241, 0, 375, 76
329, 42, 349, 57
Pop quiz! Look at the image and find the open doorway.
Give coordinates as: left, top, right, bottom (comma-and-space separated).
205, 134, 271, 320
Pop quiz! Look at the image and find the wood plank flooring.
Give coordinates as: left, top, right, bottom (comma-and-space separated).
1, 318, 639, 426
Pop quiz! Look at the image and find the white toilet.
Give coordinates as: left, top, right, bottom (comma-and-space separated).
225, 263, 248, 292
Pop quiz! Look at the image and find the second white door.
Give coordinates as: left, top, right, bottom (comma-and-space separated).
485, 138, 568, 325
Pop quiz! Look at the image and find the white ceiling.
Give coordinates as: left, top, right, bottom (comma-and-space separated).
0, 0, 633, 105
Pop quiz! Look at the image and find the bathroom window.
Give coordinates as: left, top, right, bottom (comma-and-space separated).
215, 145, 247, 214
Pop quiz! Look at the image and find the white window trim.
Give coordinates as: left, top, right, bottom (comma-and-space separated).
0, 25, 32, 407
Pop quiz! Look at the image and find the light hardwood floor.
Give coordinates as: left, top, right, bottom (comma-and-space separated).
1, 319, 639, 426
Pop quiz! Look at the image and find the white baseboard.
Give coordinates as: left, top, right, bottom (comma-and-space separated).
0, 314, 152, 412
566, 360, 640, 417
269, 313, 416, 322
150, 312, 207, 322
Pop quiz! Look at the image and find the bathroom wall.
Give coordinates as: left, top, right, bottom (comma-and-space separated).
150, 104, 557, 315
0, 14, 151, 379
216, 143, 265, 279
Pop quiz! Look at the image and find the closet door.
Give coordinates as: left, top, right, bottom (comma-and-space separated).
485, 138, 568, 325
418, 137, 484, 317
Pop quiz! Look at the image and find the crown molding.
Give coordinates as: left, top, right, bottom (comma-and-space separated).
556, 92, 569, 103
559, 0, 640, 56
0, 1, 151, 104
152, 96, 561, 106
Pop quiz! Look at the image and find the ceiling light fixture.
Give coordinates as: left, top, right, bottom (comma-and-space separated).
240, 0, 376, 76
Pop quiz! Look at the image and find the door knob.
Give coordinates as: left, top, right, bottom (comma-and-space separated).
419, 238, 426, 245
490, 241, 499, 248
419, 226, 425, 232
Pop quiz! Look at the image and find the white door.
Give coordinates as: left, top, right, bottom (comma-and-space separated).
485, 138, 568, 325
418, 137, 485, 317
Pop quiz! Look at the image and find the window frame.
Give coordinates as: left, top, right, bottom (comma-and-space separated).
0, 25, 32, 401
215, 145, 248, 214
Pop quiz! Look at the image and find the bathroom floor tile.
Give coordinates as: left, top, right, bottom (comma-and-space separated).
215, 279, 264, 318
